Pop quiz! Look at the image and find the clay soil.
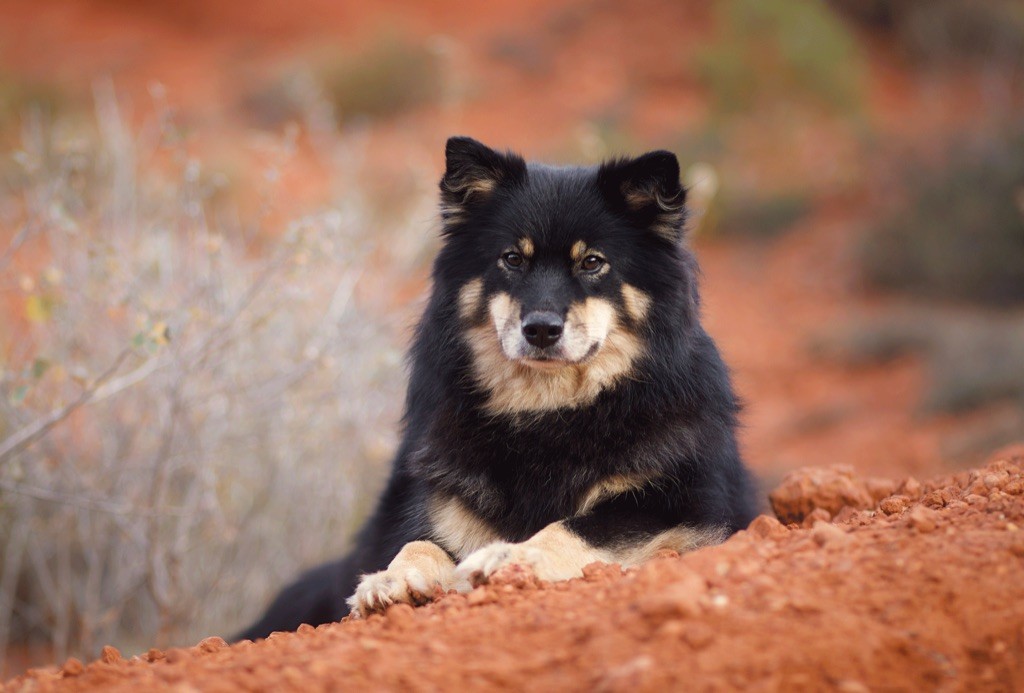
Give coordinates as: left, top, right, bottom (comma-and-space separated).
2, 0, 1024, 689
7, 450, 1024, 691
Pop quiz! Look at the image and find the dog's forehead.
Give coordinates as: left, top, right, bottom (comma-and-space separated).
496, 164, 608, 245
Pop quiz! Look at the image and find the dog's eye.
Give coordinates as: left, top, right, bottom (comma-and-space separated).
581, 255, 605, 272
502, 252, 524, 269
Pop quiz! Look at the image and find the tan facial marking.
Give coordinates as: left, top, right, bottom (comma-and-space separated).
570, 240, 587, 262
458, 278, 484, 321
465, 295, 644, 416
519, 237, 534, 258
429, 495, 502, 560
620, 284, 652, 322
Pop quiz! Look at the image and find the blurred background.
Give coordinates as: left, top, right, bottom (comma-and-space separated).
0, 0, 1022, 673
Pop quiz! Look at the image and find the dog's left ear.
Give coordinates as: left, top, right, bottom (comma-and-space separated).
440, 137, 526, 226
597, 150, 687, 242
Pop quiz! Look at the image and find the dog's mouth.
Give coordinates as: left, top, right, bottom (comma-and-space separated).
516, 342, 602, 370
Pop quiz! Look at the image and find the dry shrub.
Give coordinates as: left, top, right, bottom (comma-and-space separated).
0, 84, 430, 663
859, 127, 1024, 306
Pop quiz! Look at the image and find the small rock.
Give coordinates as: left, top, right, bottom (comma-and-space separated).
768, 466, 877, 524
908, 505, 940, 533
636, 582, 705, 621
61, 658, 85, 677
836, 680, 870, 693
100, 646, 122, 664
297, 623, 315, 635
466, 588, 492, 606
386, 603, 415, 627
812, 521, 853, 547
198, 636, 227, 653
879, 496, 909, 515
964, 494, 988, 506
898, 477, 922, 499
146, 649, 165, 662
747, 514, 789, 540
681, 622, 716, 649
802, 508, 832, 529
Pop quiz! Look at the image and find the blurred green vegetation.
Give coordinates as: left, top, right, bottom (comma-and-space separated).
319, 36, 442, 122
241, 35, 443, 128
695, 0, 865, 115
0, 73, 67, 134
830, 0, 1024, 69
859, 127, 1024, 306
811, 312, 1024, 416
713, 189, 812, 239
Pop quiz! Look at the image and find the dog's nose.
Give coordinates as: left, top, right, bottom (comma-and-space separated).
521, 311, 563, 349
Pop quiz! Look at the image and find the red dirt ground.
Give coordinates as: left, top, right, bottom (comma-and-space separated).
7, 449, 1024, 691
2, 0, 1023, 687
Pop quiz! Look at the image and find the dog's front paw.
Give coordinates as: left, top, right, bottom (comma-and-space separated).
455, 542, 545, 587
348, 566, 436, 617
347, 540, 463, 617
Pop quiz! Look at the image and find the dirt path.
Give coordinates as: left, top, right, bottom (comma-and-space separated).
7, 449, 1022, 692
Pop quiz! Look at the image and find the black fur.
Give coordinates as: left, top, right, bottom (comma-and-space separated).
234, 137, 756, 641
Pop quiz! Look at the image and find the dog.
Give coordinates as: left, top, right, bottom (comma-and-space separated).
235, 136, 757, 640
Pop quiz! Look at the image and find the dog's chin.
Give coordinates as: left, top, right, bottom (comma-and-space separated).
519, 356, 573, 371
511, 342, 603, 371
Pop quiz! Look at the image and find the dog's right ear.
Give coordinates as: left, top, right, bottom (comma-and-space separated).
440, 137, 526, 222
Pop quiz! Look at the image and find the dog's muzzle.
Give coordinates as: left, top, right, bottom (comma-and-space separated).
521, 311, 563, 349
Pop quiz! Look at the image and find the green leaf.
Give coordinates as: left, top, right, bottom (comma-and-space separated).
31, 358, 50, 379
10, 385, 28, 405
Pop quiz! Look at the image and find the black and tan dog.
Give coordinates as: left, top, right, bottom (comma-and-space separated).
236, 137, 756, 639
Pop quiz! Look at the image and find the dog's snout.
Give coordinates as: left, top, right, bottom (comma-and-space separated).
521, 311, 563, 349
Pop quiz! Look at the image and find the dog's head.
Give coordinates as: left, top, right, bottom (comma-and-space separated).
434, 136, 695, 416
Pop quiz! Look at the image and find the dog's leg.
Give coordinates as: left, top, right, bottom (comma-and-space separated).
348, 541, 464, 616
455, 510, 728, 587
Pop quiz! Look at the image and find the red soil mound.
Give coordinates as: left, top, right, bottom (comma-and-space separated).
7, 451, 1024, 692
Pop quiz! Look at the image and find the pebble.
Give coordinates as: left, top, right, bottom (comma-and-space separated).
898, 477, 922, 499
386, 603, 415, 627
198, 636, 227, 653
636, 583, 704, 620
812, 521, 853, 547
802, 508, 832, 529
61, 658, 85, 677
908, 505, 940, 533
879, 496, 909, 515
682, 622, 716, 649
101, 646, 122, 664
747, 514, 789, 540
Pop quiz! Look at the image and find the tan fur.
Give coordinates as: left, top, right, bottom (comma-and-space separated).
616, 525, 729, 567
348, 540, 462, 616
455, 522, 613, 584
458, 278, 484, 321
519, 237, 534, 258
440, 177, 499, 227
620, 283, 652, 322
428, 495, 502, 560
455, 522, 728, 587
570, 240, 587, 262
576, 473, 651, 515
445, 177, 496, 201
622, 186, 686, 242
466, 294, 643, 415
